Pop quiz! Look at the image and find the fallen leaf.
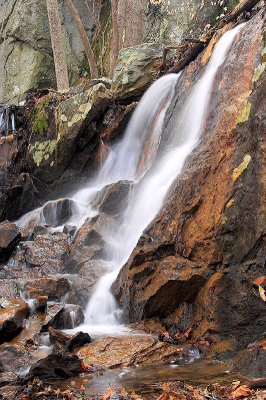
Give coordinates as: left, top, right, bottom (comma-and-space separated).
258, 285, 266, 301
231, 385, 252, 399
253, 276, 266, 285
226, 381, 241, 395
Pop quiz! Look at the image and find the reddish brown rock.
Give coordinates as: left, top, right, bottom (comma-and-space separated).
24, 233, 70, 274
0, 220, 21, 262
113, 13, 266, 351
0, 298, 30, 344
21, 277, 70, 301
79, 335, 183, 369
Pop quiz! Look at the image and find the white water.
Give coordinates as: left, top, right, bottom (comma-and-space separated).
16, 24, 244, 335
0, 107, 16, 138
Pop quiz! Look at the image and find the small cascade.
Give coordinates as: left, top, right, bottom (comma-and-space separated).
0, 105, 16, 137
15, 23, 245, 336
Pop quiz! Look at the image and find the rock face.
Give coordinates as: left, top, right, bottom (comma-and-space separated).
27, 84, 111, 183
0, 220, 21, 262
0, 0, 97, 103
112, 43, 163, 100
0, 298, 30, 344
144, 0, 241, 46
113, 12, 266, 353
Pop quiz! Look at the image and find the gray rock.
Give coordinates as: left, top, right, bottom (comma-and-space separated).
42, 304, 84, 330
112, 43, 163, 100
42, 198, 75, 227
92, 180, 132, 217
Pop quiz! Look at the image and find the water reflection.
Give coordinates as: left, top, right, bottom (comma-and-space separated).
52, 359, 235, 399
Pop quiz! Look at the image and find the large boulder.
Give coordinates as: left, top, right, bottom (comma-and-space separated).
0, 220, 21, 262
22, 353, 83, 382
113, 13, 266, 352
20, 277, 70, 301
41, 303, 84, 330
65, 260, 108, 307
24, 232, 71, 274
0, 298, 30, 344
42, 198, 75, 227
68, 213, 116, 272
112, 43, 163, 100
91, 180, 132, 217
79, 335, 183, 369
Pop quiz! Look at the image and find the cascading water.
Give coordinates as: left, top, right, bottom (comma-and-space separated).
82, 24, 245, 334
0, 106, 16, 137
16, 24, 244, 336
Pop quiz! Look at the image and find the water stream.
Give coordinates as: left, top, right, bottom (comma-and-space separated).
16, 24, 245, 336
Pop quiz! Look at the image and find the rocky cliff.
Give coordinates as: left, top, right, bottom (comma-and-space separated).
113, 10, 266, 357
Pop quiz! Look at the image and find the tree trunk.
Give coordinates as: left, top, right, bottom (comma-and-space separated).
46, 0, 69, 91
117, 0, 126, 46
109, 0, 120, 79
65, 0, 98, 79
124, 0, 145, 48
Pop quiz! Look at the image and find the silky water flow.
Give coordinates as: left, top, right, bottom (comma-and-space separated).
16, 24, 245, 336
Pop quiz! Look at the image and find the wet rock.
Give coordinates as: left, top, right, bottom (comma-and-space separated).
31, 225, 51, 240
68, 214, 116, 272
63, 225, 76, 236
21, 277, 70, 301
41, 303, 65, 331
113, 255, 207, 321
34, 296, 48, 313
24, 233, 70, 274
48, 327, 71, 348
66, 331, 91, 353
112, 43, 163, 100
0, 343, 34, 375
42, 199, 75, 227
232, 340, 266, 379
22, 353, 83, 382
42, 304, 84, 331
192, 273, 266, 348
0, 371, 18, 388
0, 298, 30, 344
91, 180, 133, 217
79, 335, 183, 369
0, 280, 19, 300
0, 221, 21, 262
65, 260, 108, 307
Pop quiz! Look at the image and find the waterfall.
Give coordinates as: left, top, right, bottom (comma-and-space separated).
82, 24, 245, 333
0, 106, 16, 137
16, 24, 244, 336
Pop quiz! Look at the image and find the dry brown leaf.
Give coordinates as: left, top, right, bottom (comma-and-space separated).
258, 285, 266, 301
193, 391, 206, 400
253, 276, 266, 285
103, 385, 115, 400
231, 385, 252, 399
168, 391, 187, 400
226, 381, 241, 395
